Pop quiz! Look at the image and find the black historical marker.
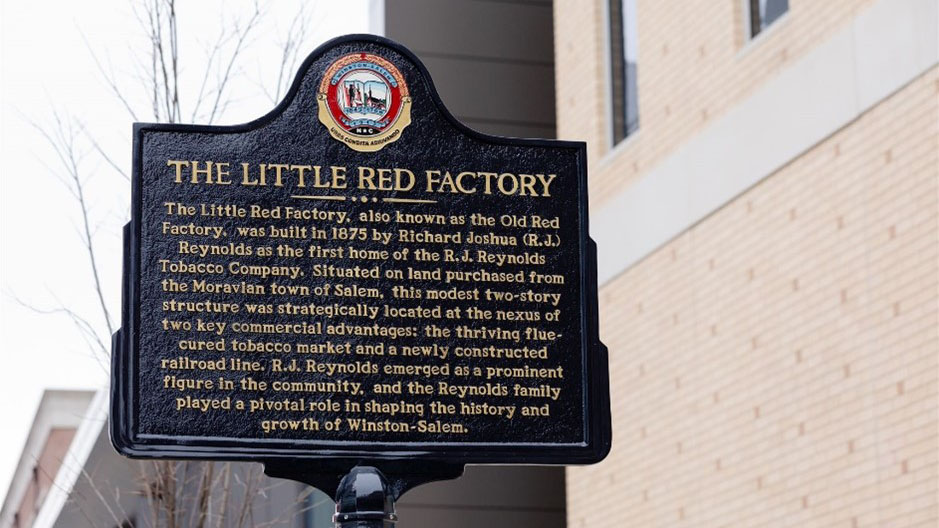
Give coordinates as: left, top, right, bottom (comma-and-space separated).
111, 35, 610, 516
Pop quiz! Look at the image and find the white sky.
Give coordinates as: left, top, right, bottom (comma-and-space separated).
0, 0, 376, 501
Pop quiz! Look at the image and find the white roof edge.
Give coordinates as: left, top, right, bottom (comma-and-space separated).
0, 389, 96, 527
368, 0, 386, 36
31, 388, 109, 528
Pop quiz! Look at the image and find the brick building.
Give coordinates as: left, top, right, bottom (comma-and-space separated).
558, 0, 937, 526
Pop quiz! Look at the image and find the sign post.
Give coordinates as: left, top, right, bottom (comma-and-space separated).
111, 34, 610, 525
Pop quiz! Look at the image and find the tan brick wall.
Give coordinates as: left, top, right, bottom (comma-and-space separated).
554, 0, 881, 208
565, 67, 938, 528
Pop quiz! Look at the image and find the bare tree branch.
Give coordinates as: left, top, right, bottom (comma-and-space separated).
24, 2, 326, 526
189, 30, 225, 123
10, 294, 108, 362
86, 132, 130, 182
77, 465, 127, 528
205, 2, 263, 124
27, 112, 115, 338
213, 463, 232, 528
168, 0, 180, 121
266, 3, 309, 104
79, 31, 140, 122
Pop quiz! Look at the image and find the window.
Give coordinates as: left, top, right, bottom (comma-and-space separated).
747, 0, 788, 38
609, 0, 639, 145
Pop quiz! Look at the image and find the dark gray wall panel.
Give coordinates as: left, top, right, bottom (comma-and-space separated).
417, 55, 554, 127
386, 0, 553, 63
386, 0, 556, 139
395, 508, 566, 528
384, 3, 563, 525
399, 466, 566, 508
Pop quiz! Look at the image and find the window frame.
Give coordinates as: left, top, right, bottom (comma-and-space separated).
605, 0, 640, 151
742, 0, 790, 43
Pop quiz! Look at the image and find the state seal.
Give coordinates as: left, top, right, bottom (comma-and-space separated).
317, 52, 411, 152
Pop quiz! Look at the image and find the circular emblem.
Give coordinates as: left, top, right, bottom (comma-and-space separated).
317, 52, 411, 152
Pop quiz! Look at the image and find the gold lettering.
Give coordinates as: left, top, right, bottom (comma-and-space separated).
167, 160, 189, 183
536, 173, 556, 197
191, 161, 212, 184
241, 163, 258, 185
215, 162, 232, 185
267, 163, 290, 187
456, 172, 477, 194
291, 165, 312, 188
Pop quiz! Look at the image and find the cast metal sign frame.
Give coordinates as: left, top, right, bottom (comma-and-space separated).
110, 34, 611, 466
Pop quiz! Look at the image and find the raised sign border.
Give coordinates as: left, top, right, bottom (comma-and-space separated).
110, 34, 611, 465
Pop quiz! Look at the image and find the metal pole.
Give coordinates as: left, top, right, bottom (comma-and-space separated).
333, 466, 397, 528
